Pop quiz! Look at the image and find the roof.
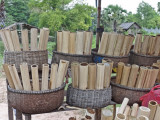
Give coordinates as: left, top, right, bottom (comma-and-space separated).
119, 22, 141, 30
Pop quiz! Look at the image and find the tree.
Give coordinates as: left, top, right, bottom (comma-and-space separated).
158, 2, 160, 13
101, 5, 127, 32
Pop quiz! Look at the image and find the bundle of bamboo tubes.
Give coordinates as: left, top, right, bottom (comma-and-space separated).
57, 31, 93, 55
115, 62, 159, 88
3, 60, 69, 91
0, 28, 49, 51
71, 61, 113, 90
134, 34, 160, 56
98, 32, 134, 56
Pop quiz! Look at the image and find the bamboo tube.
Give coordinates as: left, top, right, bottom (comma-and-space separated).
118, 98, 129, 114
105, 33, 111, 54
148, 36, 156, 55
84, 32, 93, 55
137, 116, 149, 120
31, 28, 38, 51
56, 60, 68, 88
137, 106, 150, 118
31, 64, 40, 91
102, 58, 113, 74
141, 35, 150, 55
83, 31, 86, 52
98, 32, 109, 54
61, 31, 70, 53
21, 29, 29, 51
76, 31, 84, 54
124, 105, 131, 119
20, 63, 31, 91
150, 67, 159, 87
50, 64, 58, 89
43, 28, 50, 50
154, 35, 160, 56
120, 64, 131, 86
57, 31, 63, 52
79, 62, 88, 89
120, 35, 130, 56
127, 64, 139, 87
131, 103, 139, 117
133, 33, 142, 53
101, 109, 113, 120
126, 35, 134, 55
38, 29, 45, 50
113, 34, 125, 56
4, 29, 15, 51
116, 62, 125, 84
11, 30, 21, 51
143, 67, 153, 88
115, 113, 126, 120
135, 67, 148, 88
88, 63, 96, 89
147, 36, 153, 55
153, 63, 160, 83
103, 63, 111, 88
41, 64, 49, 90
60, 59, 69, 80
69, 32, 76, 54
106, 33, 118, 56
96, 63, 105, 89
3, 64, 15, 89
8, 64, 23, 90
71, 62, 79, 88
148, 100, 158, 120
154, 104, 160, 120
0, 30, 9, 51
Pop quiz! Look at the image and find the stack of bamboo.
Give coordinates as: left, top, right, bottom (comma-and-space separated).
133, 34, 160, 56
98, 32, 134, 56
57, 31, 93, 55
115, 62, 159, 88
71, 60, 113, 90
153, 60, 160, 83
3, 60, 69, 91
0, 28, 49, 51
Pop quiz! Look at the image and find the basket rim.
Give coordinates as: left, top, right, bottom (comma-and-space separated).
4, 50, 48, 54
111, 77, 151, 91
52, 50, 92, 57
130, 50, 160, 58
8, 83, 65, 94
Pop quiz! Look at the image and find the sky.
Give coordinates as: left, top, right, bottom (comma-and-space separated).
85, 0, 159, 13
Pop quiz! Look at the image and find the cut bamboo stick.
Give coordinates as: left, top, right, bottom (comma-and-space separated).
126, 35, 134, 55
50, 63, 58, 89
141, 35, 150, 55
118, 97, 129, 114
38, 29, 45, 50
148, 36, 156, 55
79, 62, 88, 89
143, 67, 153, 88
120, 35, 130, 56
60, 59, 69, 80
96, 63, 105, 89
148, 100, 158, 120
8, 64, 23, 90
115, 113, 126, 120
137, 106, 150, 118
124, 105, 131, 118
150, 67, 159, 87
0, 30, 9, 51
106, 33, 118, 56
98, 32, 109, 54
131, 103, 139, 117
127, 64, 139, 87
147, 36, 154, 55
20, 63, 31, 91
153, 63, 160, 83
88, 63, 96, 89
116, 62, 125, 84
84, 32, 93, 55
154, 104, 160, 120
133, 33, 142, 53
135, 67, 148, 88
120, 64, 131, 86
21, 29, 29, 51
31, 64, 40, 91
102, 58, 113, 74
76, 31, 84, 54
71, 62, 79, 88
3, 64, 15, 89
137, 116, 149, 120
4, 29, 15, 51
43, 28, 50, 50
41, 64, 49, 90
61, 31, 70, 53
69, 32, 76, 54
113, 34, 125, 56
31, 28, 38, 51
11, 30, 21, 51
103, 63, 111, 88
154, 35, 160, 56
101, 109, 113, 120
57, 31, 63, 52
105, 33, 111, 55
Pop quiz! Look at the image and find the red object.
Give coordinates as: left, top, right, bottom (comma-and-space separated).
140, 85, 160, 107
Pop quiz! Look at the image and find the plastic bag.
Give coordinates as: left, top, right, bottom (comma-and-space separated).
140, 85, 160, 107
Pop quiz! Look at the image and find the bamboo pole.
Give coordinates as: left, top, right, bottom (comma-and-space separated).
124, 105, 131, 120
43, 28, 50, 50
148, 100, 158, 120
102, 58, 113, 74
3, 64, 15, 89
103, 63, 111, 88
118, 97, 129, 114
120, 64, 131, 86
143, 67, 153, 88
154, 35, 160, 56
120, 35, 130, 56
69, 32, 76, 54
148, 36, 156, 55
113, 34, 125, 56
141, 35, 150, 55
88, 63, 96, 89
21, 29, 29, 51
50, 63, 58, 89
71, 62, 79, 88
0, 30, 9, 51
20, 63, 31, 91
11, 30, 21, 51
115, 113, 126, 120
154, 104, 160, 120
105, 33, 111, 55
127, 64, 139, 87
84, 32, 93, 55
150, 67, 159, 87
41, 64, 49, 90
98, 32, 109, 54
8, 64, 23, 90
116, 62, 125, 84
131, 103, 139, 117
57, 31, 63, 52
31, 64, 40, 91
38, 29, 45, 50
96, 63, 105, 89
76, 31, 84, 54
137, 106, 150, 118
133, 33, 142, 53
61, 31, 70, 53
153, 63, 160, 83
79, 62, 88, 89
31, 28, 38, 51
